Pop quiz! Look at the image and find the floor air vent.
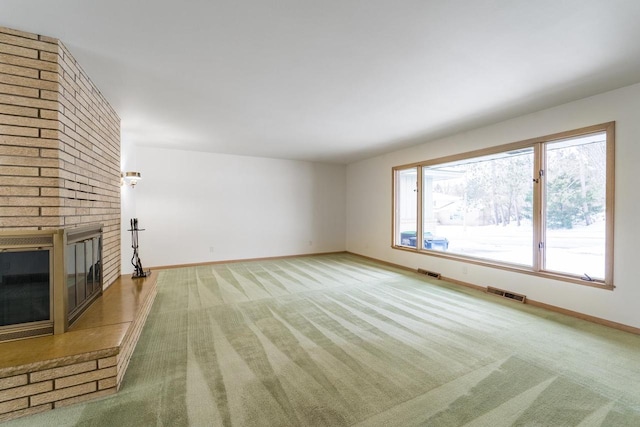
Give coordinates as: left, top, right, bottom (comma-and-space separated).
417, 268, 441, 279
487, 286, 526, 303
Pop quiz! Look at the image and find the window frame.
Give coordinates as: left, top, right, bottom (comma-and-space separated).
392, 122, 615, 289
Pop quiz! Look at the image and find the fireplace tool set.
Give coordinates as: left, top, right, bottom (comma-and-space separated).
129, 218, 151, 278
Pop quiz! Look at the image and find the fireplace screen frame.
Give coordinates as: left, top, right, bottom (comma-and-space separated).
0, 224, 104, 342
65, 226, 103, 327
0, 236, 55, 342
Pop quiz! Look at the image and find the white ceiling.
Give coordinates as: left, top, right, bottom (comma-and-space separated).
2, 1, 640, 163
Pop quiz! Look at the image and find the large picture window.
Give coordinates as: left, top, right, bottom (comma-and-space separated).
393, 122, 614, 287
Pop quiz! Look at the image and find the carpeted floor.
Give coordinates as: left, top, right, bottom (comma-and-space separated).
6, 253, 640, 426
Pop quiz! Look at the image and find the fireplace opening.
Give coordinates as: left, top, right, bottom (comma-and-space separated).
0, 224, 103, 342
0, 249, 51, 327
0, 234, 55, 342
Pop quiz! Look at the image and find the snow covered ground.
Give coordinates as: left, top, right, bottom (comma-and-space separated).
435, 221, 605, 279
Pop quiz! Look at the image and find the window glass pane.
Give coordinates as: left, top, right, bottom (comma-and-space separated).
423, 148, 534, 265
395, 168, 418, 246
544, 132, 607, 279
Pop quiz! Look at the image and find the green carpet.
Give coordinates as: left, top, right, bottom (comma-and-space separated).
6, 253, 640, 426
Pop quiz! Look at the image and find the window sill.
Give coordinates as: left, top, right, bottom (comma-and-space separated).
392, 245, 614, 291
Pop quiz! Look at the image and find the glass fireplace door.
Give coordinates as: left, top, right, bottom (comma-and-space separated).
66, 235, 102, 325
0, 249, 51, 327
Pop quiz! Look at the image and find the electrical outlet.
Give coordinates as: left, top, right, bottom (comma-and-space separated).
462, 266, 468, 274
209, 246, 214, 253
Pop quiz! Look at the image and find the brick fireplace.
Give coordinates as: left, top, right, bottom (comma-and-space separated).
0, 26, 156, 422
0, 26, 121, 297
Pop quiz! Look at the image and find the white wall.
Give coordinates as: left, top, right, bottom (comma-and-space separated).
120, 136, 137, 275
347, 82, 640, 329
130, 147, 346, 268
